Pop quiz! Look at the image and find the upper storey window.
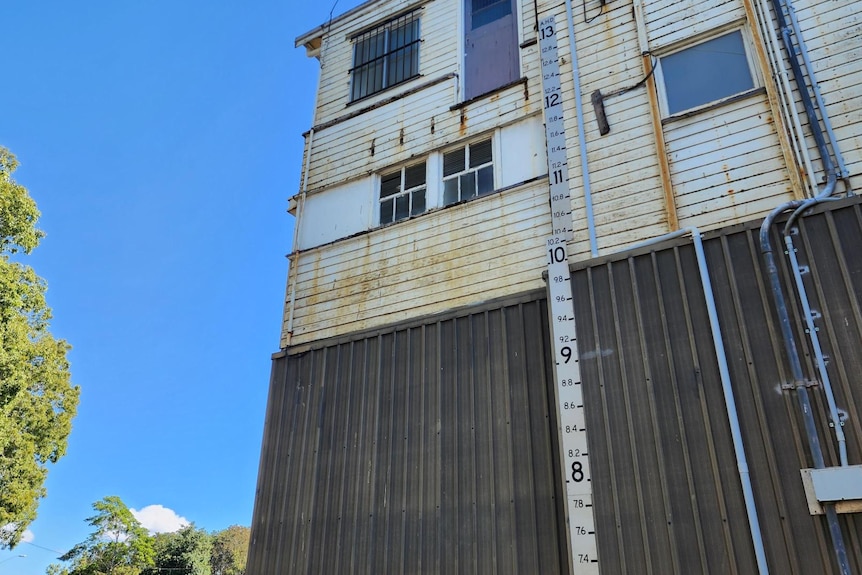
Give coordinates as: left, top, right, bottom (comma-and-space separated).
379, 162, 427, 224
350, 11, 421, 102
443, 138, 494, 205
657, 29, 757, 116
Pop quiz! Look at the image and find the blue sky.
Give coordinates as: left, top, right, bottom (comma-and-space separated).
1, 1, 365, 572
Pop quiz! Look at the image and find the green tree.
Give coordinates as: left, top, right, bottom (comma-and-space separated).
210, 526, 249, 575
145, 525, 212, 575
0, 146, 79, 548
48, 496, 155, 575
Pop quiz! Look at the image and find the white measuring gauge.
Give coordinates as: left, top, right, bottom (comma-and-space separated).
539, 15, 599, 573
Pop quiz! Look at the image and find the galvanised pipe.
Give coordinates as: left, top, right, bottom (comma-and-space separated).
622, 227, 770, 574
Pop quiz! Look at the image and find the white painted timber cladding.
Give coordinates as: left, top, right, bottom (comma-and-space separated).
554, 1, 671, 258
640, 0, 796, 229
786, 0, 862, 190
283, 0, 861, 343
667, 96, 794, 228
295, 115, 547, 251
295, 177, 374, 250
283, 181, 550, 346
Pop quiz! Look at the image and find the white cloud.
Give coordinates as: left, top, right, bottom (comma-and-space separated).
1, 524, 34, 543
131, 505, 189, 534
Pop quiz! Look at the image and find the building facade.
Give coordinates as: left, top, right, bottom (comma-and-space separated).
249, 0, 862, 572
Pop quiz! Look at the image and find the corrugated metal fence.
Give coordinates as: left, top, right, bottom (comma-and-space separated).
572, 196, 862, 574
248, 293, 565, 574
250, 197, 862, 574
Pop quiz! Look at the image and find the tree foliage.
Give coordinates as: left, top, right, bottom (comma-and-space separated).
50, 496, 155, 575
210, 526, 249, 575
49, 497, 249, 575
146, 525, 212, 575
0, 146, 79, 548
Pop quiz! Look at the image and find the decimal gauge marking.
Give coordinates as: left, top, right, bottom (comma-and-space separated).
540, 15, 599, 574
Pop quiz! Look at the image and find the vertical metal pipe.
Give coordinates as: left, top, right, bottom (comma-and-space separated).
620, 227, 770, 574
782, 0, 849, 179
769, 0, 834, 178
759, 193, 851, 575
563, 0, 599, 256
690, 228, 770, 575
782, 230, 848, 467
752, 0, 818, 195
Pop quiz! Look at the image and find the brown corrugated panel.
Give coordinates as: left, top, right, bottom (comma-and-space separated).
571, 196, 862, 574
248, 292, 566, 574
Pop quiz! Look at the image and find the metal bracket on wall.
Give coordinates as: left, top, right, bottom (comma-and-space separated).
781, 379, 820, 390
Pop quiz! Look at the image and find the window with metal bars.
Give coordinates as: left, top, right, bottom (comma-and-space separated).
350, 11, 421, 102
442, 139, 494, 206
379, 162, 427, 224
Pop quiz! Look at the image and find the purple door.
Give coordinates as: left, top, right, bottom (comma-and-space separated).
464, 0, 519, 100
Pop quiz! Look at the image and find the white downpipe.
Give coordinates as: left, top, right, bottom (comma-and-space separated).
286, 47, 325, 341
285, 128, 314, 339
622, 228, 770, 575
752, 0, 819, 196
562, 0, 599, 256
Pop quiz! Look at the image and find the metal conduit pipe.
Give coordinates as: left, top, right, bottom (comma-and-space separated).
624, 227, 770, 574
781, 0, 850, 181
781, 200, 849, 467
752, 0, 818, 194
563, 0, 599, 256
759, 3, 851, 569
759, 179, 852, 575
770, 0, 833, 179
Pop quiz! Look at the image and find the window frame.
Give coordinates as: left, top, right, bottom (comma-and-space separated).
442, 137, 495, 206
377, 162, 428, 226
654, 26, 761, 118
349, 10, 422, 103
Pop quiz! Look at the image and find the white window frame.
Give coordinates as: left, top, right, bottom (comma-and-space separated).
376, 162, 427, 226
654, 25, 761, 118
441, 137, 496, 206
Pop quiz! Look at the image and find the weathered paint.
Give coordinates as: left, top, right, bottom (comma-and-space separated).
255, 197, 862, 575
789, 0, 862, 188
283, 0, 862, 353
282, 181, 551, 347
570, 195, 862, 574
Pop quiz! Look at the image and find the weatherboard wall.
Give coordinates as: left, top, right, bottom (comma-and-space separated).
282, 0, 851, 346
782, 0, 862, 191
284, 179, 550, 347
250, 294, 566, 575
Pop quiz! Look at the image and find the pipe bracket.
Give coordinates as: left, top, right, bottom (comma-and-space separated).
781, 379, 820, 390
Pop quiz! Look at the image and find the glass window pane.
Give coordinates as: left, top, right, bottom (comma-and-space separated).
461, 171, 476, 200
380, 171, 401, 198
469, 139, 493, 167
443, 148, 465, 176
352, 14, 419, 101
380, 198, 394, 224
662, 31, 753, 115
404, 163, 426, 189
395, 194, 410, 221
477, 166, 494, 196
444, 178, 459, 205
472, 0, 512, 29
411, 188, 426, 216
